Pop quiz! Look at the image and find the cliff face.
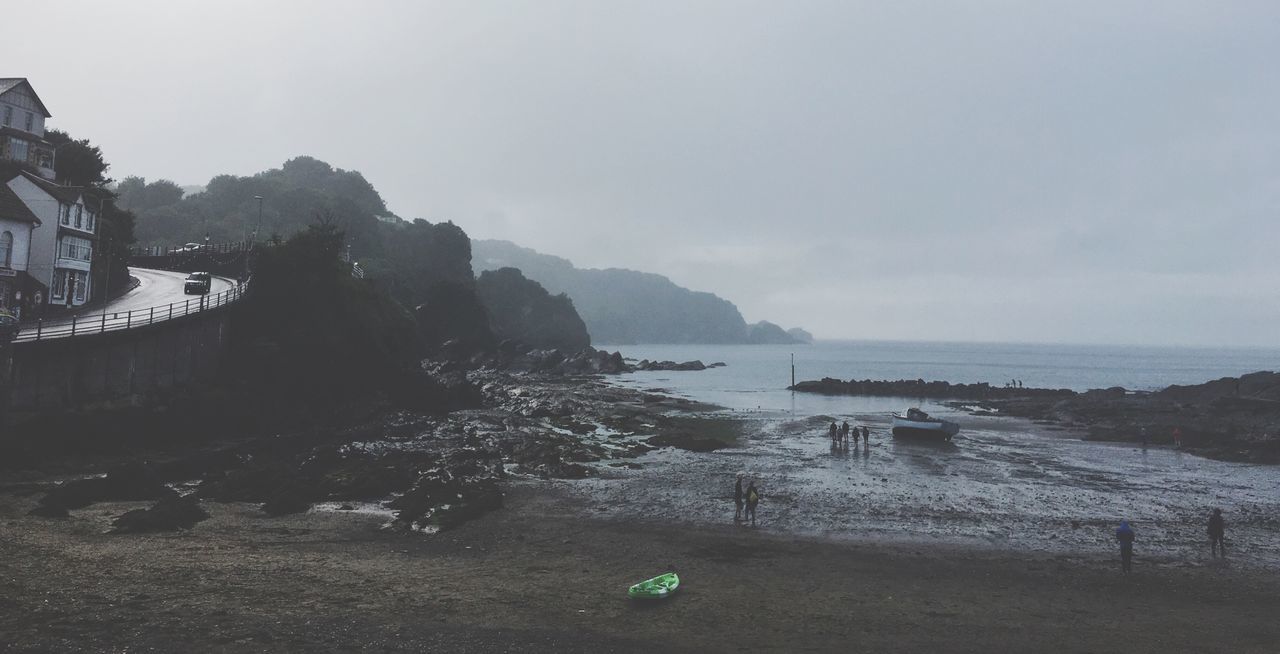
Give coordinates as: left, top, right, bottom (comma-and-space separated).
475, 267, 590, 351
472, 239, 803, 345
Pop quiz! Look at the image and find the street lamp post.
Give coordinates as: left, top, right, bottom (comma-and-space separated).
253, 195, 264, 245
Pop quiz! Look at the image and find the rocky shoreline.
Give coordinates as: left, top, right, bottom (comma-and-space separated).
14, 366, 736, 536
791, 372, 1280, 464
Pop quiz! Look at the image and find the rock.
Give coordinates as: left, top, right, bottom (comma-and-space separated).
27, 504, 70, 518
37, 462, 173, 512
110, 495, 210, 534
262, 482, 318, 516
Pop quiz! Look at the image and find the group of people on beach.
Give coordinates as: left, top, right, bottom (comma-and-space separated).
828, 421, 870, 448
1114, 508, 1228, 573
733, 475, 761, 526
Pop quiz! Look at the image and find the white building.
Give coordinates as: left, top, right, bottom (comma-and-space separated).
0, 78, 55, 181
6, 170, 99, 309
0, 177, 41, 316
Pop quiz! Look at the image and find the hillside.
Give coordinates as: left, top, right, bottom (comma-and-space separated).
471, 239, 804, 345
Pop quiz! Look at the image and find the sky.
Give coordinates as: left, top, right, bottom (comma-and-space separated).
6, 1, 1280, 346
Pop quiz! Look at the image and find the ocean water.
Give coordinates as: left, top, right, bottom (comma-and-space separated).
586, 340, 1280, 567
606, 340, 1280, 412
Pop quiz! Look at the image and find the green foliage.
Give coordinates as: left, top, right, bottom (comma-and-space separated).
46, 129, 110, 187
130, 156, 390, 258
365, 219, 474, 308
229, 221, 422, 410
115, 176, 184, 212
476, 267, 590, 351
96, 200, 137, 297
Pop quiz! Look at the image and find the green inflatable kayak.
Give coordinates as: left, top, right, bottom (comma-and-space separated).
628, 572, 680, 599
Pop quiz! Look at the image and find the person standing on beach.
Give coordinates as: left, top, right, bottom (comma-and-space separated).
840, 421, 850, 446
745, 481, 760, 527
1116, 520, 1136, 573
734, 475, 744, 522
829, 422, 839, 445
1208, 509, 1226, 558
862, 425, 870, 445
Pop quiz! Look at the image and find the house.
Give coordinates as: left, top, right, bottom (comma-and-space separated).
0, 79, 55, 181
0, 176, 41, 317
5, 170, 100, 310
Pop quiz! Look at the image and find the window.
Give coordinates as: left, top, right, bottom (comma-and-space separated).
9, 138, 26, 163
74, 205, 82, 228
59, 237, 92, 262
2, 106, 10, 126
59, 204, 70, 225
0, 231, 11, 268
36, 148, 51, 169
86, 211, 96, 232
24, 112, 33, 132
51, 270, 66, 299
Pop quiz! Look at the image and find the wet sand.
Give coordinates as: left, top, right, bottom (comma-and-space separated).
2, 481, 1278, 652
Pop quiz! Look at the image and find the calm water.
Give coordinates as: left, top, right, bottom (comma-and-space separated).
586, 340, 1280, 568
607, 340, 1280, 411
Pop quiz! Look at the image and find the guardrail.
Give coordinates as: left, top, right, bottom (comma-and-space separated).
11, 279, 250, 344
132, 241, 253, 257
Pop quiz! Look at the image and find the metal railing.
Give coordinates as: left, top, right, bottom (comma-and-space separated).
132, 240, 253, 257
12, 279, 251, 344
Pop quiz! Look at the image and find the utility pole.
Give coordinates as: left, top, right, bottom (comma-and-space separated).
253, 195, 264, 244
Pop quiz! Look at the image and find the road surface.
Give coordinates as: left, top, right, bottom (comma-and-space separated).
13, 268, 238, 342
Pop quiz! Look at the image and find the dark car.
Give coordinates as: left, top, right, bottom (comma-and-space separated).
184, 272, 212, 295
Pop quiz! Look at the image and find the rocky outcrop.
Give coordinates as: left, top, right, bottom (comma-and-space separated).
472, 239, 809, 345
111, 495, 210, 534
790, 377, 1073, 401
787, 327, 814, 344
746, 321, 803, 344
476, 268, 591, 351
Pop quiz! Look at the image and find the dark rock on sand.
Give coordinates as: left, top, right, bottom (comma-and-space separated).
37, 462, 173, 512
110, 495, 210, 534
388, 448, 505, 530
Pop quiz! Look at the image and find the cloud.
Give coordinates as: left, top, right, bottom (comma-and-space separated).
7, 1, 1280, 345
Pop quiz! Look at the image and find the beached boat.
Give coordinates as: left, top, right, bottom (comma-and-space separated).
891, 408, 960, 441
627, 572, 680, 599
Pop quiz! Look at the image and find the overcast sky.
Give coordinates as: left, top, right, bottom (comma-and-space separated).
9, 1, 1280, 346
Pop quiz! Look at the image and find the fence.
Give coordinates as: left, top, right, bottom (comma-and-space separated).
12, 280, 250, 344
132, 241, 253, 257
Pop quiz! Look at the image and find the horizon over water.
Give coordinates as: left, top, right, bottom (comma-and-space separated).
606, 340, 1280, 413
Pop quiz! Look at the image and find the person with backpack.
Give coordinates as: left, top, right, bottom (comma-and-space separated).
1115, 520, 1136, 573
745, 481, 761, 527
1208, 508, 1226, 558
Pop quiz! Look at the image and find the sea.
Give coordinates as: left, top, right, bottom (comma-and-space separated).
576, 340, 1280, 568
604, 340, 1280, 412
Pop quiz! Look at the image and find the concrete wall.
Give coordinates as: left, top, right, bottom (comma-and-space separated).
5, 307, 232, 412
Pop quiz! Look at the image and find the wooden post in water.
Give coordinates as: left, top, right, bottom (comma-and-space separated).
790, 352, 795, 388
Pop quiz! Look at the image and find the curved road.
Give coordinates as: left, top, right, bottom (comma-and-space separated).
13, 268, 237, 342
100, 268, 236, 315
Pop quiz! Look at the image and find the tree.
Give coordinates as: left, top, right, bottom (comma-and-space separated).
45, 129, 110, 187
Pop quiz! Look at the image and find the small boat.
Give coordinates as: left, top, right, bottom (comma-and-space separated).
628, 572, 680, 599
891, 408, 960, 441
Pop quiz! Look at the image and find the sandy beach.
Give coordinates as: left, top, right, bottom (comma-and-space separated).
3, 475, 1279, 653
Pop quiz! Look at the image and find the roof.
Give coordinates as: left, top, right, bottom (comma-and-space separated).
0, 181, 41, 225
19, 170, 91, 205
0, 125, 52, 147
0, 78, 52, 118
